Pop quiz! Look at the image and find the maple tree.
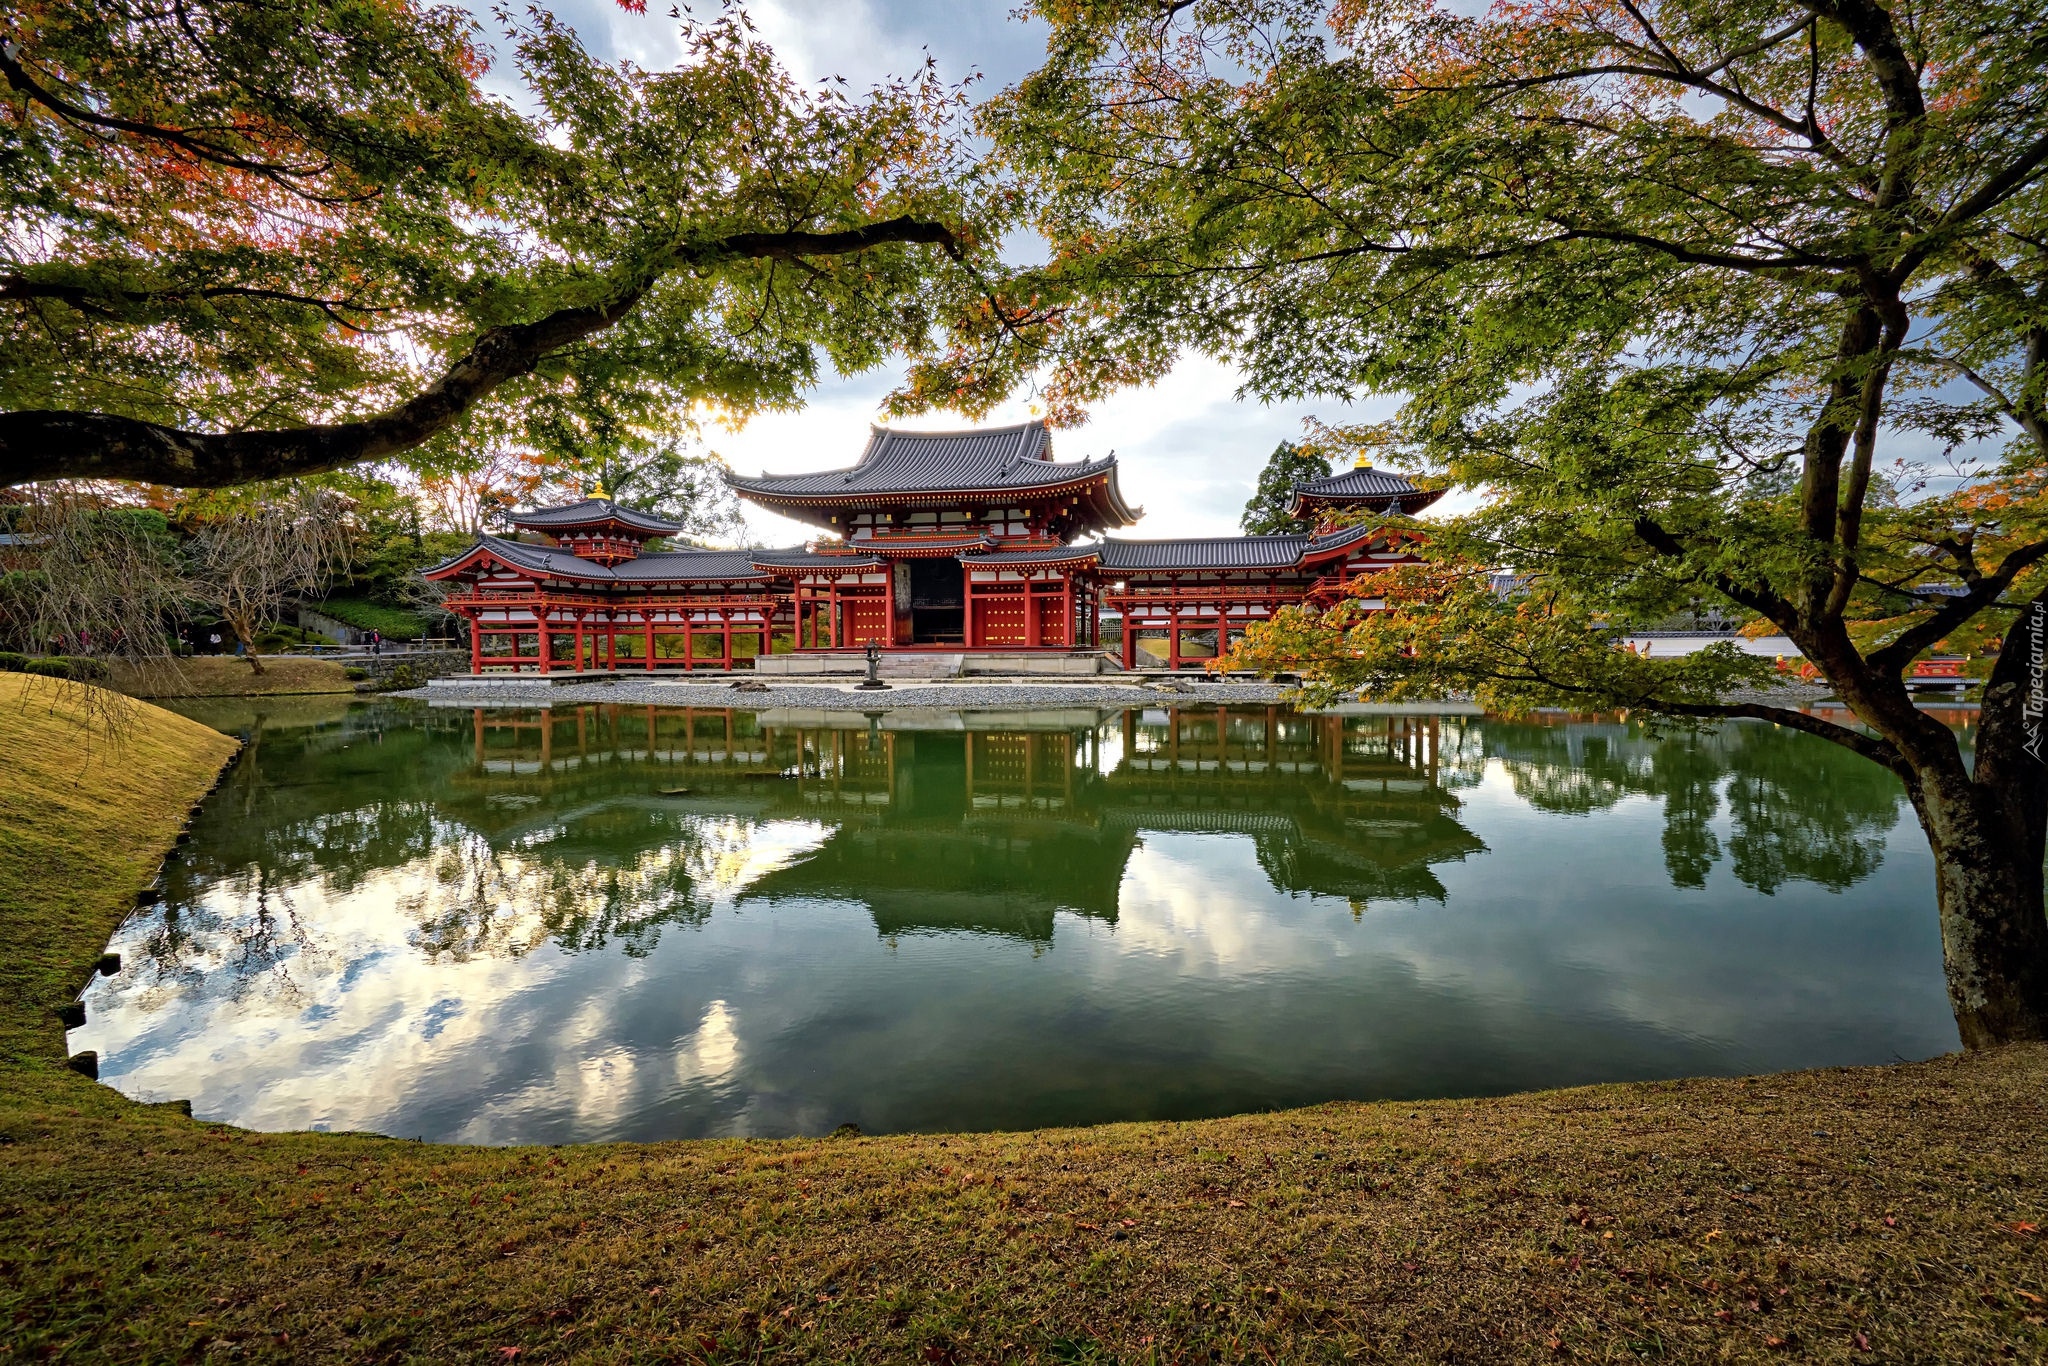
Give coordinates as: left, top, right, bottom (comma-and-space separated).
994, 0, 2048, 1043
1, 0, 1015, 489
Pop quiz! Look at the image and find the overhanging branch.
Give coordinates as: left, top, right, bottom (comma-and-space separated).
1864, 537, 2048, 675
0, 216, 963, 488
1658, 697, 1910, 775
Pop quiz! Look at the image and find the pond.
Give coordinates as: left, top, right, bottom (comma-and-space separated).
70, 697, 1967, 1143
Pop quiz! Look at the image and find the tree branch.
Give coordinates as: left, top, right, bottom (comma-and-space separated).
1865, 537, 2048, 675
1631, 513, 1794, 622
0, 39, 348, 200
0, 275, 389, 329
0, 216, 962, 487
1657, 697, 1910, 776
1915, 350, 2048, 452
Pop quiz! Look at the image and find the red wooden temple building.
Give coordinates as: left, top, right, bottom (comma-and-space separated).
422, 420, 1440, 674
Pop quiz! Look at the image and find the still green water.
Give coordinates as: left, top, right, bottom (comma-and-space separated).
72, 697, 1963, 1142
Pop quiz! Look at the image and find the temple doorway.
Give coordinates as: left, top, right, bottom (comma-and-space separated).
908, 557, 966, 644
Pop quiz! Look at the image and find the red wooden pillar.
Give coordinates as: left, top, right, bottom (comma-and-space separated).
1025, 575, 1041, 648
643, 614, 655, 671
573, 612, 586, 672
468, 612, 482, 674
682, 612, 693, 672
537, 610, 552, 675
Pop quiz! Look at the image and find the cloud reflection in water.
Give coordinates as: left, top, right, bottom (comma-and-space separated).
72, 701, 1957, 1141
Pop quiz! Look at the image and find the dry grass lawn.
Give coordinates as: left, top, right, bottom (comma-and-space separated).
1, 673, 2043, 1363
108, 654, 354, 698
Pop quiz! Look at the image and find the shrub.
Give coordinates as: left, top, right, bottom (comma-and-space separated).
311, 597, 429, 641
254, 623, 324, 651
380, 662, 422, 690
343, 666, 369, 681
0, 652, 24, 672
16, 657, 112, 681
60, 656, 109, 681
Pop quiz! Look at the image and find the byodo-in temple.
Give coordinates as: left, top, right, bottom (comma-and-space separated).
422, 420, 1442, 674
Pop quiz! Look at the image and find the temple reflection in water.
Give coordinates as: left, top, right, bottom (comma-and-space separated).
84, 694, 1951, 1144
455, 703, 1484, 941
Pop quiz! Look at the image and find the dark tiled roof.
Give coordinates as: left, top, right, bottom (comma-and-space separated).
424, 536, 792, 585
961, 545, 1104, 568
1302, 524, 1377, 558
727, 421, 1115, 500
1292, 466, 1421, 500
468, 534, 617, 582
862, 532, 995, 556
746, 549, 887, 572
612, 549, 780, 582
1286, 465, 1444, 516
507, 498, 687, 535
1098, 535, 1310, 572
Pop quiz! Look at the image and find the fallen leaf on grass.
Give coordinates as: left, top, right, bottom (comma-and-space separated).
1225, 1199, 1245, 1208
1853, 1332, 1871, 1352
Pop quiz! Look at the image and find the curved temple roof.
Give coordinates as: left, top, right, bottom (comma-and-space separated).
725, 420, 1141, 533
507, 498, 689, 537
960, 545, 1106, 569
424, 535, 790, 586
745, 548, 887, 573
1284, 465, 1444, 517
1098, 523, 1382, 574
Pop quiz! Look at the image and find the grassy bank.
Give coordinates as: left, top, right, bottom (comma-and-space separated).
109, 654, 355, 698
0, 674, 239, 1069
1, 677, 2044, 1363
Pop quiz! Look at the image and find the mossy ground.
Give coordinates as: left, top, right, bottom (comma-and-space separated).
2, 674, 2043, 1363
108, 655, 354, 699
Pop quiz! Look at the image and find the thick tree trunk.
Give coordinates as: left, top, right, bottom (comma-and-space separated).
1900, 618, 2048, 1047
1800, 613, 2048, 1047
227, 618, 265, 676
1910, 770, 2048, 1048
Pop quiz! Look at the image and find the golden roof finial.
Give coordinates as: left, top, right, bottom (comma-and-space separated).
590, 479, 608, 500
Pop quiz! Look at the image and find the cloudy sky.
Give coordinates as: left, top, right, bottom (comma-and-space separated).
460, 1, 1414, 545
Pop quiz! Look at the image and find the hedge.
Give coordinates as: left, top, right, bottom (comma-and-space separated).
20, 656, 110, 681
309, 597, 429, 641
